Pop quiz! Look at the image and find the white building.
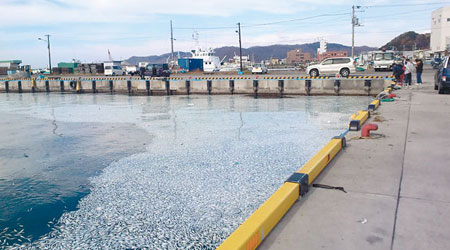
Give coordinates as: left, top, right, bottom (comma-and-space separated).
317, 40, 328, 55
431, 6, 450, 54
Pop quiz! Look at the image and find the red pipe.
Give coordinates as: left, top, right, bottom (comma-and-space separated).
361, 123, 378, 137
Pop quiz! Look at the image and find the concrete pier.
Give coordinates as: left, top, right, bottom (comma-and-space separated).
0, 77, 393, 96
259, 69, 450, 250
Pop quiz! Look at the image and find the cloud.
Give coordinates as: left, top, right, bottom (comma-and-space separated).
0, 0, 441, 67
0, 0, 334, 25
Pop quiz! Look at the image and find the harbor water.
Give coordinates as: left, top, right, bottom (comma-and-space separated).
0, 93, 372, 249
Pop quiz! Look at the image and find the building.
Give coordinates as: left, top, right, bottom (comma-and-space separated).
0, 60, 22, 69
0, 60, 22, 75
317, 40, 328, 55
317, 51, 348, 61
431, 6, 450, 55
286, 49, 312, 64
270, 58, 281, 65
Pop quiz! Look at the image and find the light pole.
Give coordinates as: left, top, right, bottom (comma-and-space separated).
38, 35, 52, 74
170, 20, 174, 67
351, 5, 361, 58
236, 23, 243, 72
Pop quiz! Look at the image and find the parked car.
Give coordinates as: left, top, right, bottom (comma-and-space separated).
306, 57, 356, 77
432, 57, 443, 69
104, 61, 125, 76
139, 64, 170, 77
434, 56, 450, 94
251, 64, 268, 74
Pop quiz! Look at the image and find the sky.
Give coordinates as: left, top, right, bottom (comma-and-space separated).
0, 0, 449, 68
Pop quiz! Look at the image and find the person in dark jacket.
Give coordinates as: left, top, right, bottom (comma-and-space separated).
415, 59, 423, 85
392, 62, 404, 84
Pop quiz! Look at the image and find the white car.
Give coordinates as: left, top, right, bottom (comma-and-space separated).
251, 64, 268, 74
306, 57, 356, 77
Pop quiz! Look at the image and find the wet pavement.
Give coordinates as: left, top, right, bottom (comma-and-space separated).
0, 93, 373, 249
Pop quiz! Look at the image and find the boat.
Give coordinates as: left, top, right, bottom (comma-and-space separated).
191, 47, 221, 73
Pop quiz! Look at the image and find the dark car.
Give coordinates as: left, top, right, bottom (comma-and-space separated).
432, 57, 442, 69
139, 64, 170, 78
434, 57, 450, 94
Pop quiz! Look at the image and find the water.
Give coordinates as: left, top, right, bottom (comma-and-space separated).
0, 93, 372, 249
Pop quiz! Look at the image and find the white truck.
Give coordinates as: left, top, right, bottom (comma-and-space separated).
373, 51, 395, 71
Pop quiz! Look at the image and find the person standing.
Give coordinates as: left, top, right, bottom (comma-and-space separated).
392, 61, 404, 84
404, 59, 415, 87
415, 59, 423, 85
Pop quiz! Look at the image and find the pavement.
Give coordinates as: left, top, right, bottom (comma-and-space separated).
259, 68, 450, 250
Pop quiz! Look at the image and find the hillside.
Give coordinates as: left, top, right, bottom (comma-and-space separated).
381, 31, 430, 51
125, 42, 377, 64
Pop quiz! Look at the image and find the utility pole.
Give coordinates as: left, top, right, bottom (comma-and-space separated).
352, 5, 355, 58
170, 20, 174, 67
237, 22, 243, 72
38, 34, 52, 74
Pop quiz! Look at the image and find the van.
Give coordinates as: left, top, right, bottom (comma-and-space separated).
104, 61, 125, 76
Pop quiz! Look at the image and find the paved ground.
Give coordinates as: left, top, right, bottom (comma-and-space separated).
259, 68, 450, 250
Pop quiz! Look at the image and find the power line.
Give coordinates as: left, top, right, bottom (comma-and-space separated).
364, 1, 450, 8
173, 12, 350, 30
363, 7, 438, 20
242, 12, 350, 27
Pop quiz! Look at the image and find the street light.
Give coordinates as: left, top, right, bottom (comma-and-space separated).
38, 35, 52, 74
236, 23, 243, 73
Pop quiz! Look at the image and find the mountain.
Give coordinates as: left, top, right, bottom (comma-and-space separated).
125, 42, 377, 64
126, 52, 191, 65
381, 31, 430, 51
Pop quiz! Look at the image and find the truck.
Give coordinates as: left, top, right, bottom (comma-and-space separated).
373, 50, 395, 71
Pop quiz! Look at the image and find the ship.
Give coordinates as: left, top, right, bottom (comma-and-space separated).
191, 47, 221, 73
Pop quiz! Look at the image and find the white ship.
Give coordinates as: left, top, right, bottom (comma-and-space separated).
191, 47, 221, 72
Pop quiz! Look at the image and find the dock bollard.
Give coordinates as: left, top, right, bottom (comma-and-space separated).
31, 78, 36, 93
278, 80, 284, 98
334, 79, 341, 95
127, 80, 132, 95
364, 79, 371, 96
165, 79, 170, 95
146, 80, 151, 96
76, 79, 82, 94
60, 80, 65, 92
45, 80, 50, 93
361, 123, 378, 137
185, 80, 190, 95
229, 80, 235, 95
92, 80, 97, 93
109, 80, 114, 94
305, 79, 312, 95
5, 81, 9, 93
207, 80, 212, 95
18, 81, 22, 93
253, 79, 258, 99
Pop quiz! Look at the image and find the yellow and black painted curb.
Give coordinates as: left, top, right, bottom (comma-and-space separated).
368, 99, 380, 112
217, 88, 395, 250
349, 110, 370, 131
0, 75, 395, 82
217, 135, 346, 250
